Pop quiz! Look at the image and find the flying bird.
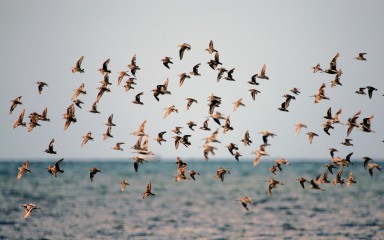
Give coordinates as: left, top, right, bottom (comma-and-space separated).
99, 58, 111, 75
178, 43, 191, 60
10, 96, 22, 114
72, 56, 84, 73
46, 158, 64, 177
36, 81, 48, 94
143, 181, 155, 199
355, 53, 367, 61
17, 161, 31, 180
205, 40, 217, 54
22, 203, 40, 219
45, 138, 57, 154
161, 56, 173, 69
89, 168, 102, 182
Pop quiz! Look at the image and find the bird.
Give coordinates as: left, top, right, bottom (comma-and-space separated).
189, 63, 201, 76
295, 123, 307, 136
332, 168, 345, 185
362, 157, 373, 170
360, 114, 375, 133
290, 88, 301, 95
312, 63, 322, 73
199, 119, 211, 131
71, 83, 86, 100
121, 179, 130, 192
241, 130, 252, 146
22, 203, 40, 219
309, 175, 324, 190
355, 53, 367, 61
278, 101, 289, 112
72, 56, 84, 73
324, 163, 338, 174
89, 168, 102, 182
255, 64, 269, 80
214, 167, 230, 182
132, 92, 144, 105
186, 98, 197, 110
205, 40, 217, 54
72, 99, 84, 108
233, 98, 245, 111
224, 68, 236, 81
172, 126, 183, 135
275, 158, 291, 171
99, 58, 111, 75
252, 145, 270, 167
143, 181, 155, 199
237, 196, 253, 211
13, 109, 26, 128
46, 158, 64, 177
207, 52, 222, 70
45, 138, 57, 154
105, 114, 116, 127
128, 54, 140, 76
63, 103, 76, 130
187, 121, 197, 131
322, 120, 334, 135
330, 70, 343, 87
306, 132, 318, 144
124, 78, 136, 92
323, 52, 339, 74
117, 71, 129, 85
216, 67, 227, 82
234, 151, 242, 162
267, 178, 283, 196
10, 96, 22, 114
152, 78, 171, 101
131, 120, 148, 137
178, 73, 191, 87
112, 142, 124, 151
131, 155, 147, 172
355, 87, 366, 95
296, 177, 310, 189
259, 130, 277, 145
178, 43, 191, 60
189, 170, 200, 181
88, 101, 100, 114
102, 126, 113, 141
163, 105, 178, 119
161, 56, 173, 69
320, 171, 331, 184
226, 143, 238, 155
249, 89, 261, 100
154, 131, 167, 145
222, 116, 233, 134
36, 81, 48, 94
341, 138, 353, 146
311, 83, 330, 103
346, 171, 356, 187
81, 132, 94, 147
328, 148, 339, 159
17, 161, 31, 180
366, 86, 377, 99
248, 74, 259, 85
367, 163, 382, 177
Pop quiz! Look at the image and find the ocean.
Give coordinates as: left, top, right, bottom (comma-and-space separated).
0, 160, 383, 240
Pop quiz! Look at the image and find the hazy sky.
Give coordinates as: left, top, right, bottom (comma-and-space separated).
1, 1, 383, 161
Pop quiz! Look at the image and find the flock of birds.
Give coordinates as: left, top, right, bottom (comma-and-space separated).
9, 40, 383, 219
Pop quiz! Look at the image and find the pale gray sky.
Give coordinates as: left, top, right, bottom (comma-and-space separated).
1, 1, 383, 161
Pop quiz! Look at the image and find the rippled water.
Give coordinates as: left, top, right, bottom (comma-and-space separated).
0, 160, 383, 239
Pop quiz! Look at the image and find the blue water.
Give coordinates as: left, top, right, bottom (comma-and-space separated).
0, 160, 383, 239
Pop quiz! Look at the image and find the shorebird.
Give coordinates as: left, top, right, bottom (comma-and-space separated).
172, 126, 183, 135
241, 130, 252, 146
36, 81, 48, 94
252, 144, 270, 167
13, 109, 26, 128
186, 98, 197, 110
131, 120, 148, 137
161, 56, 173, 69
360, 114, 374, 133
215, 167, 230, 182
117, 71, 129, 85
154, 131, 167, 145
233, 98, 245, 111
366, 86, 377, 99
63, 104, 76, 130
355, 87, 366, 95
346, 110, 361, 137
278, 101, 289, 112
187, 121, 197, 131
224, 68, 236, 81
204, 128, 221, 144
178, 43, 191, 60
296, 177, 310, 189
330, 70, 343, 87
249, 89, 261, 100
207, 52, 222, 69
89, 168, 102, 182
81, 132, 94, 147
341, 138, 353, 146
17, 161, 31, 180
332, 168, 345, 185
206, 40, 217, 54
199, 119, 211, 131
130, 155, 147, 172
234, 151, 242, 161
259, 130, 277, 145
311, 83, 330, 103
346, 171, 356, 187
202, 144, 217, 161
268, 178, 283, 196
295, 123, 307, 136
128, 54, 140, 76
367, 163, 382, 177
362, 157, 373, 169
121, 179, 129, 192
189, 63, 201, 76
10, 96, 22, 114
189, 170, 200, 181
112, 142, 124, 151
102, 126, 113, 141
269, 165, 279, 175
99, 58, 111, 75
175, 166, 190, 182
27, 114, 40, 132
275, 158, 291, 171
105, 114, 116, 127
72, 56, 84, 73
237, 196, 253, 211
178, 73, 191, 87
255, 64, 269, 80
328, 148, 339, 159
355, 53, 367, 61
322, 120, 334, 135
22, 203, 40, 219
222, 116, 233, 134
45, 138, 56, 154
143, 181, 155, 199
320, 171, 331, 184
248, 74, 259, 85
306, 132, 318, 144
312, 63, 322, 73
208, 95, 222, 115
72, 99, 84, 109
163, 105, 178, 119
47, 158, 64, 177
226, 143, 238, 155
216, 67, 227, 82
124, 78, 136, 92
132, 92, 144, 105
89, 101, 100, 114
323, 52, 339, 74
71, 83, 86, 100
309, 175, 324, 190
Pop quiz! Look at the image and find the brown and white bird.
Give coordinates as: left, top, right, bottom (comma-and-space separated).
112, 142, 124, 151
10, 96, 22, 114
187, 121, 197, 131
17, 161, 31, 180
233, 98, 245, 112
81, 132, 94, 147
89, 102, 100, 114
295, 123, 307, 136
323, 52, 339, 74
163, 105, 178, 119
71, 83, 86, 100
154, 131, 167, 145
241, 130, 252, 146
226, 143, 238, 155
132, 92, 144, 105
214, 167, 230, 182
131, 120, 148, 137
224, 68, 236, 81
237, 196, 253, 211
178, 43, 191, 60
267, 178, 283, 196
89, 168, 102, 182
102, 126, 113, 141
99, 58, 111, 75
306, 132, 318, 144
296, 177, 310, 189
189, 63, 201, 76
346, 171, 357, 187
249, 89, 261, 101
121, 179, 130, 192
186, 98, 197, 110
143, 181, 155, 199
255, 64, 269, 80
13, 109, 26, 128
131, 155, 148, 172
45, 138, 56, 154
355, 53, 367, 61
366, 86, 377, 99
206, 40, 217, 54
63, 104, 76, 130
312, 63, 322, 73
189, 170, 200, 181
161, 56, 173, 69
128, 54, 140, 76
36, 81, 48, 94
22, 203, 40, 219
311, 83, 330, 103
72, 56, 84, 73
117, 71, 129, 85
46, 158, 64, 177
367, 163, 382, 177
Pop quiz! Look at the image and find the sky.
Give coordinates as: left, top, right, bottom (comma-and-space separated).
1, 1, 383, 161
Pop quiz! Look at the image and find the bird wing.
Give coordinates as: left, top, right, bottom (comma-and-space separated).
76, 56, 84, 68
